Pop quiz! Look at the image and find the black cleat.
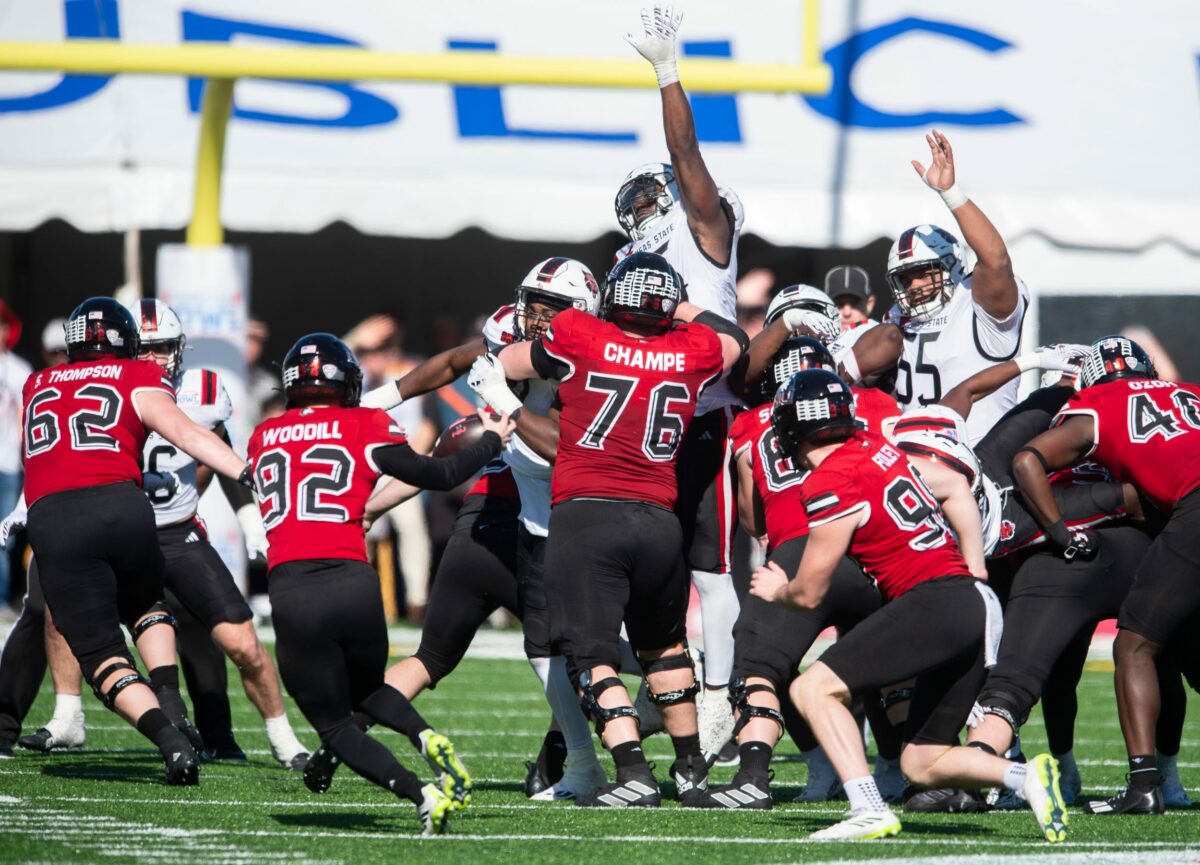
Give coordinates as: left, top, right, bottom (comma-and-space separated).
705, 771, 773, 810
576, 776, 661, 808
672, 755, 711, 807
0, 736, 13, 759
200, 741, 247, 763
1082, 782, 1165, 815
287, 751, 310, 772
303, 743, 340, 794
524, 760, 553, 798
904, 787, 989, 813
163, 746, 200, 786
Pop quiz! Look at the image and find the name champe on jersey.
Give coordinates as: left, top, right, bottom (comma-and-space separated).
603, 343, 688, 372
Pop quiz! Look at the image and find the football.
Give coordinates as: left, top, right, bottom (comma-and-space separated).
432, 414, 487, 457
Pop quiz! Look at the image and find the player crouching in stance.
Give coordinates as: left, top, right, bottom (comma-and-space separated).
487, 252, 747, 807
750, 369, 1068, 842
248, 334, 514, 834
21, 298, 251, 784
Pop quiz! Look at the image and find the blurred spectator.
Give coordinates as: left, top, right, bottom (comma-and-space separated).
245, 318, 278, 427
345, 314, 436, 624
824, 265, 876, 331
1122, 325, 1181, 382
736, 268, 775, 339
0, 301, 29, 612
40, 318, 68, 369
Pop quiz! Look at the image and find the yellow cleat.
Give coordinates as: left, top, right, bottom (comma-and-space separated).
1023, 753, 1069, 843
420, 730, 473, 810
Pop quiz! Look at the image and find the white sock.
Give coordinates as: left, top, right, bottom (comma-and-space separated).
1003, 762, 1028, 792
45, 694, 84, 737
844, 776, 887, 813
692, 570, 738, 687
531, 656, 600, 770
264, 713, 307, 759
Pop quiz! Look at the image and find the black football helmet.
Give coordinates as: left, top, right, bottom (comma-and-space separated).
758, 336, 836, 406
65, 297, 140, 362
771, 368, 857, 456
281, 333, 363, 408
600, 252, 684, 334
1078, 335, 1157, 390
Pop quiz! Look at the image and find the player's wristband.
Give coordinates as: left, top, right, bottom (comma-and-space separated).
938, 183, 969, 211
237, 465, 255, 491
1014, 352, 1040, 373
653, 58, 679, 88
360, 381, 405, 411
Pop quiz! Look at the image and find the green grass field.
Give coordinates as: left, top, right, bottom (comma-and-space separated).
2, 635, 1198, 865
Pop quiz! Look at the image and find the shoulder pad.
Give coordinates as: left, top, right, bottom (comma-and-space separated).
718, 186, 745, 233
482, 304, 517, 352
176, 368, 233, 426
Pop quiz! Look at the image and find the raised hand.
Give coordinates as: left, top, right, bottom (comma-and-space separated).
625, 4, 683, 87
1035, 343, 1090, 373
912, 129, 957, 192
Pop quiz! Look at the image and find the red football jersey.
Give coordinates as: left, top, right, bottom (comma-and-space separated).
22, 359, 174, 505
1055, 379, 1200, 511
248, 405, 409, 569
730, 405, 808, 548
801, 431, 969, 601
466, 458, 519, 499
852, 387, 900, 435
538, 308, 724, 509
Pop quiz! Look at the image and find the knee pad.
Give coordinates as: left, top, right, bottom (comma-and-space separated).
578, 670, 639, 736
730, 677, 785, 737
130, 601, 177, 642
881, 688, 914, 710
88, 656, 148, 711
640, 651, 700, 707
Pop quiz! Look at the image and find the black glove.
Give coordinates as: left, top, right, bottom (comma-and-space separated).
1047, 520, 1100, 561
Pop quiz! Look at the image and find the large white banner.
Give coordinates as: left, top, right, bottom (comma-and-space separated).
0, 0, 1197, 251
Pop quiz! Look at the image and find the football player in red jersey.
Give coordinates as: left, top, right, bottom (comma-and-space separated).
1013, 335, 1200, 815
709, 337, 887, 809
247, 333, 513, 835
486, 251, 746, 807
750, 369, 1068, 843
20, 298, 250, 785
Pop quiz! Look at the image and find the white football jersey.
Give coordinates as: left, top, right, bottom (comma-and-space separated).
979, 475, 1004, 557
615, 187, 744, 416
483, 305, 556, 537
888, 275, 1030, 445
142, 368, 233, 527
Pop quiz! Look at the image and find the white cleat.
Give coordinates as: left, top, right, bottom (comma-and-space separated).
872, 757, 906, 804
530, 762, 608, 801
809, 809, 901, 841
698, 688, 735, 763
794, 748, 843, 802
417, 783, 453, 835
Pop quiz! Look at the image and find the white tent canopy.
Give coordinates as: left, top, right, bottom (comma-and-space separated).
0, 0, 1197, 264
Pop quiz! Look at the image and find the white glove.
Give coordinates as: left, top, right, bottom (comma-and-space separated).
0, 497, 27, 549
236, 503, 269, 561
1021, 343, 1090, 374
782, 308, 840, 344
625, 3, 683, 88
468, 354, 523, 417
360, 381, 404, 410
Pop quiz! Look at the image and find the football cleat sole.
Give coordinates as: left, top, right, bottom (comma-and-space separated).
1023, 753, 1068, 842
421, 731, 472, 810
302, 744, 339, 794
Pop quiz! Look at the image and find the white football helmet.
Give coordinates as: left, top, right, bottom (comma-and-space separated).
514, 257, 600, 341
127, 297, 186, 376
765, 284, 841, 344
893, 429, 984, 502
615, 162, 680, 241
886, 225, 967, 323
890, 404, 969, 444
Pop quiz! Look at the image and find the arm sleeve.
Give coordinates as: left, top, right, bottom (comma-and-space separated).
372, 433, 503, 490
214, 422, 256, 510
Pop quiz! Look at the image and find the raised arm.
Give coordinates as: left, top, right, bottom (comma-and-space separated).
840, 324, 902, 385
135, 390, 248, 483
674, 300, 748, 371
626, 4, 732, 264
361, 337, 487, 410
912, 130, 1016, 321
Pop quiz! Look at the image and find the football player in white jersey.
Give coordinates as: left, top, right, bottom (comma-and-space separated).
845, 131, 1030, 445
619, 3, 746, 760
353, 257, 616, 800
131, 300, 309, 768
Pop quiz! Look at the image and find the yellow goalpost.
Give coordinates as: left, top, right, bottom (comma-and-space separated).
0, 0, 829, 246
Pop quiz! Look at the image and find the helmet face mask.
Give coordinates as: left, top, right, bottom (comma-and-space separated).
128, 298, 187, 377
282, 333, 363, 408
65, 297, 141, 362
601, 252, 683, 334
513, 257, 600, 341
887, 225, 966, 324
759, 336, 835, 405
1079, 335, 1157, 390
615, 164, 678, 240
